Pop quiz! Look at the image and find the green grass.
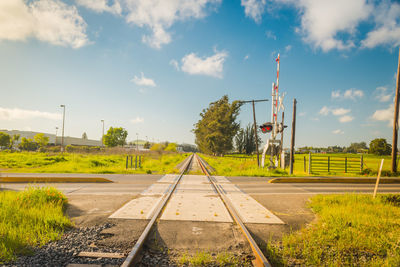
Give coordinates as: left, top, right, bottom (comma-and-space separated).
0, 186, 72, 262
266, 194, 400, 266
0, 151, 189, 174
201, 153, 396, 177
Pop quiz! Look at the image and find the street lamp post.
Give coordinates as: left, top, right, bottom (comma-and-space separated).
101, 120, 105, 147
60, 105, 65, 152
55, 127, 58, 145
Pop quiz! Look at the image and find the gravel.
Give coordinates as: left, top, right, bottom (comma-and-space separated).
2, 223, 125, 267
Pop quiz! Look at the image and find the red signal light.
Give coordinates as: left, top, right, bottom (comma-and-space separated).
260, 123, 273, 133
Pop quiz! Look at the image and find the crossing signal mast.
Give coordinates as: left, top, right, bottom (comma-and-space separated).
261, 54, 286, 168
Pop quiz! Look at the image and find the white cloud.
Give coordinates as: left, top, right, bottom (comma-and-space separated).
75, 0, 122, 15
180, 50, 228, 78
362, 2, 400, 48
0, 0, 89, 49
265, 30, 276, 40
124, 0, 221, 49
0, 107, 61, 120
241, 0, 266, 23
298, 112, 306, 116
331, 90, 341, 99
331, 89, 364, 100
343, 89, 364, 99
331, 108, 350, 116
244, 54, 250, 60
285, 45, 292, 52
170, 59, 180, 70
319, 106, 330, 115
287, 0, 372, 52
372, 104, 394, 126
374, 86, 393, 102
332, 129, 344, 134
339, 115, 354, 123
130, 116, 144, 124
131, 72, 156, 87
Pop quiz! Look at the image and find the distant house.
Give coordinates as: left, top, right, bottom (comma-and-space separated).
0, 130, 102, 147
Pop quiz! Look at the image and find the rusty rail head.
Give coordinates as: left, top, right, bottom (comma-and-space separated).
195, 154, 271, 267
121, 154, 194, 267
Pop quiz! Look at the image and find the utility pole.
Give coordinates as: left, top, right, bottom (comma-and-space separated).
252, 100, 260, 166
289, 99, 297, 174
101, 120, 105, 147
60, 105, 65, 152
392, 48, 400, 173
239, 99, 269, 167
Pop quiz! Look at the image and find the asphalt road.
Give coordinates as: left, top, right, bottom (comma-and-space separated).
1, 173, 399, 195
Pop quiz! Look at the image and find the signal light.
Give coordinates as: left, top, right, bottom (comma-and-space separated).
260, 123, 273, 133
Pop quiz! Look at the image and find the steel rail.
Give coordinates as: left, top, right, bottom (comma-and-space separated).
121, 154, 194, 267
195, 154, 271, 267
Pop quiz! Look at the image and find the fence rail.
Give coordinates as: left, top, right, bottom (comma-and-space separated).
304, 153, 363, 174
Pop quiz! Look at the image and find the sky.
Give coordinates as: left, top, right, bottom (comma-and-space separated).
1, 0, 400, 148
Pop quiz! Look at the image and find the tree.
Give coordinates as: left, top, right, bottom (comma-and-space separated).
143, 141, 151, 149
103, 127, 128, 147
164, 143, 177, 152
18, 137, 38, 151
235, 124, 261, 154
346, 142, 368, 153
193, 95, 241, 156
369, 138, 392, 155
0, 132, 11, 149
34, 133, 49, 148
10, 134, 20, 149
235, 128, 245, 154
82, 132, 88, 139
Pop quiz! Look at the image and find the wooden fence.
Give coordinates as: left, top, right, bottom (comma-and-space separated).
304, 153, 363, 174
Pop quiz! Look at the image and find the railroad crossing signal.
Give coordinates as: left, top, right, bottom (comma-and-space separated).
260, 123, 273, 133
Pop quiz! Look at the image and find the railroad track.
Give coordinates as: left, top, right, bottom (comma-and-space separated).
121, 153, 271, 267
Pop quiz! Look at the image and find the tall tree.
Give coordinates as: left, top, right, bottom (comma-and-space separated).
82, 132, 88, 139
369, 138, 392, 155
0, 132, 11, 149
194, 95, 241, 155
104, 127, 128, 147
235, 128, 245, 154
19, 138, 38, 151
34, 133, 49, 148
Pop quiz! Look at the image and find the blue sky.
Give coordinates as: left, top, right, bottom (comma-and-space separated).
1, 0, 400, 148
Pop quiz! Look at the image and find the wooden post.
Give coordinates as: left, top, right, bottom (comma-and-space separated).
139, 156, 142, 168
126, 156, 128, 169
360, 155, 363, 173
308, 152, 311, 174
391, 48, 400, 173
303, 156, 306, 172
130, 156, 133, 169
328, 156, 330, 173
345, 157, 347, 173
373, 159, 385, 198
289, 99, 297, 175
135, 155, 138, 169
252, 100, 260, 167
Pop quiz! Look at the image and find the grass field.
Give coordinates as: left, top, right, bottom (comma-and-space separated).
0, 151, 189, 174
204, 153, 396, 177
266, 194, 400, 266
0, 187, 71, 262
